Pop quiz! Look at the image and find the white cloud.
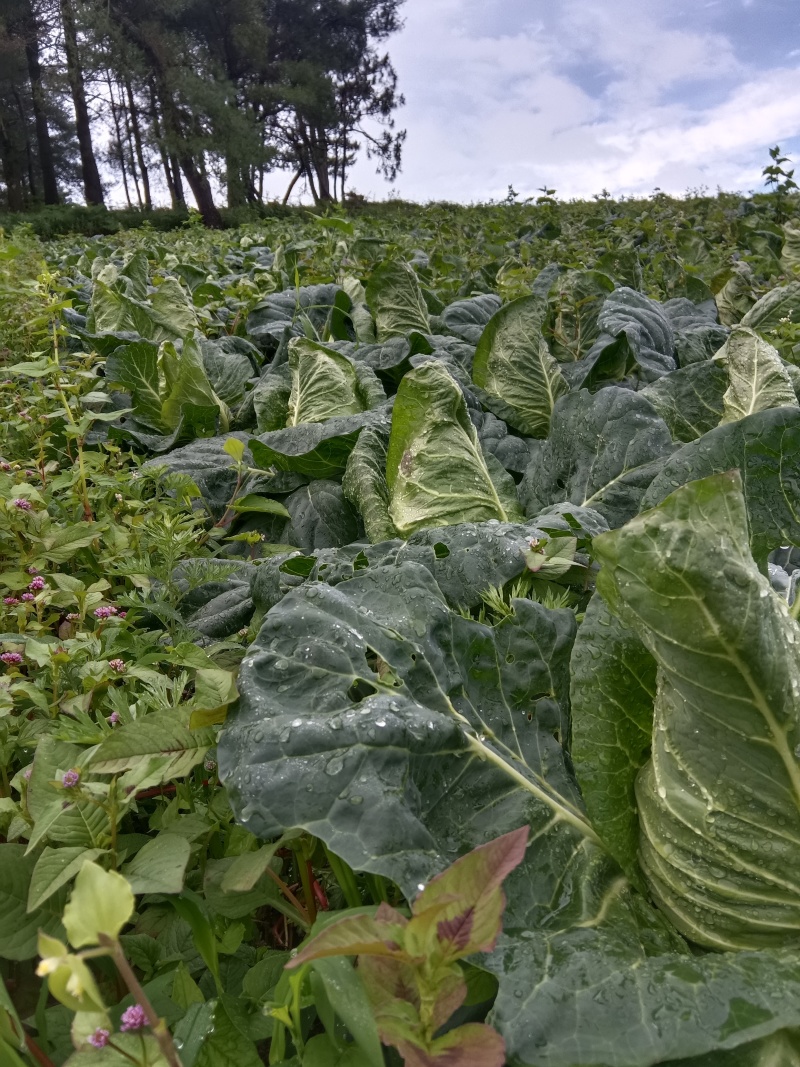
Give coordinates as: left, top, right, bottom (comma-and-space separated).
339, 0, 800, 203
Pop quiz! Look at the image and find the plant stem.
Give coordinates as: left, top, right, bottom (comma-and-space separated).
98, 935, 184, 1067
24, 1034, 57, 1067
263, 865, 310, 927
323, 845, 362, 908
294, 851, 317, 925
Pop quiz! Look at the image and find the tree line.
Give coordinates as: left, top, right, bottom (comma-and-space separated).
0, 0, 406, 226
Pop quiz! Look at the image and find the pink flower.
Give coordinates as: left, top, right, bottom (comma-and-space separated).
108, 659, 126, 674
12, 498, 32, 510
3, 597, 19, 606
87, 1029, 110, 1049
107, 711, 120, 724
66, 612, 80, 621
28, 576, 46, 592
27, 566, 38, 575
62, 769, 81, 789
0, 652, 22, 666
0, 462, 11, 472
118, 611, 127, 620
21, 593, 35, 602
119, 1005, 147, 1032
94, 606, 118, 620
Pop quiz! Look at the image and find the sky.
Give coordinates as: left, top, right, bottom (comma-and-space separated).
330, 0, 800, 203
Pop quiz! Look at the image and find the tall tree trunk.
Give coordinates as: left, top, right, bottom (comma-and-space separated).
170, 153, 186, 208
179, 150, 222, 227
12, 89, 37, 200
20, 0, 58, 203
226, 155, 246, 209
125, 77, 151, 209
118, 81, 143, 208
106, 71, 132, 208
148, 81, 182, 209
0, 111, 26, 211
60, 0, 104, 206
107, 1, 220, 226
282, 168, 301, 206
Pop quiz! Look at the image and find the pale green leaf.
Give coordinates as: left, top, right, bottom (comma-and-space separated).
386, 363, 523, 537
595, 471, 800, 950
472, 294, 568, 437
63, 861, 135, 947
122, 835, 191, 894
713, 325, 797, 422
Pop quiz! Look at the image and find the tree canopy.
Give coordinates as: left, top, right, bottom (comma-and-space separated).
0, 0, 406, 224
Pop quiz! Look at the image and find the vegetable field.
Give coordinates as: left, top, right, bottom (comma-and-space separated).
2, 191, 800, 1067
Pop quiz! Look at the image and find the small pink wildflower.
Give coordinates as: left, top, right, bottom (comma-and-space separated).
27, 566, 38, 575
0, 461, 11, 472
0, 652, 23, 666
12, 498, 32, 511
119, 1005, 147, 1032
94, 605, 118, 620
108, 711, 120, 724
108, 659, 126, 674
3, 597, 19, 606
28, 576, 46, 592
66, 612, 80, 621
118, 611, 127, 619
20, 593, 35, 602
62, 768, 81, 789
87, 1029, 110, 1049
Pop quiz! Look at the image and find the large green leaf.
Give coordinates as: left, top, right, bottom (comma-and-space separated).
492, 919, 800, 1067
596, 472, 800, 950
386, 363, 523, 537
148, 277, 197, 337
104, 341, 163, 431
595, 287, 677, 382
89, 275, 196, 343
520, 388, 674, 529
27, 738, 107, 850
713, 326, 797, 423
246, 284, 342, 351
740, 281, 800, 334
342, 422, 398, 543
286, 339, 383, 425
366, 260, 430, 340
570, 592, 655, 885
441, 293, 502, 343
472, 294, 568, 437
199, 337, 254, 409
716, 263, 757, 326
782, 222, 800, 275
88, 714, 215, 783
546, 269, 615, 361
250, 411, 381, 478
123, 836, 192, 895
0, 845, 66, 960
219, 560, 603, 905
160, 337, 228, 432
283, 481, 362, 552
670, 1030, 800, 1066
641, 360, 728, 442
144, 434, 249, 518
641, 406, 800, 565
